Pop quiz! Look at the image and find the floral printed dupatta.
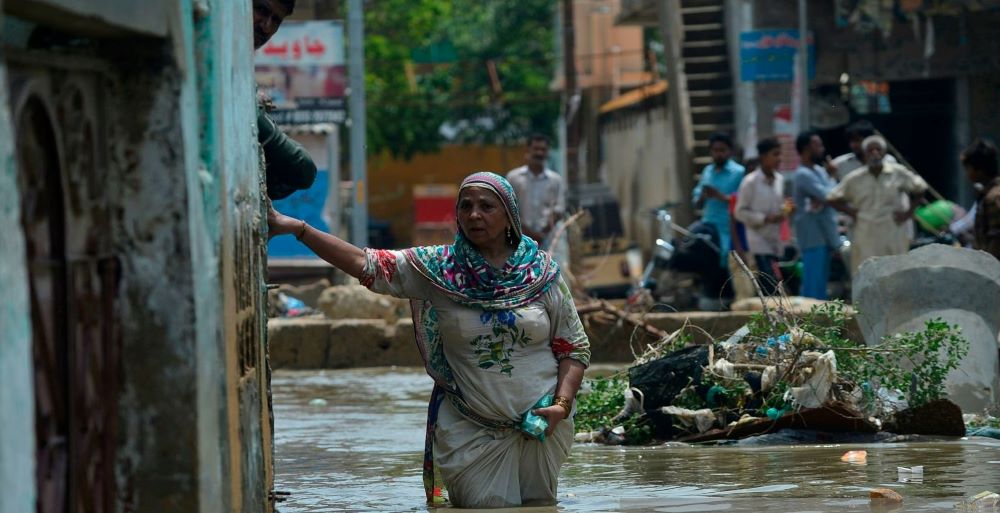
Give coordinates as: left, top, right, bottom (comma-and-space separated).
403, 172, 561, 503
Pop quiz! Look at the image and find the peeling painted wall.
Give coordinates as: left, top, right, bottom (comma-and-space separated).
5, 0, 169, 37
601, 106, 680, 256
0, 1, 270, 512
190, 0, 273, 510
0, 1, 37, 510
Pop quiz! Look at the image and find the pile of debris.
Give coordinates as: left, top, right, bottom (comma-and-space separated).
575, 257, 974, 445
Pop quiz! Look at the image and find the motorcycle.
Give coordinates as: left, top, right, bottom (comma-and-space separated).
630, 207, 855, 307
628, 208, 724, 310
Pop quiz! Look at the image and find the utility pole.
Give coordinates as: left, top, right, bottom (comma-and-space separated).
348, 0, 368, 247
658, 0, 695, 226
562, 0, 581, 206
797, 0, 810, 132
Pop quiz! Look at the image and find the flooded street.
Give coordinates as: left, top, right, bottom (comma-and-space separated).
274, 368, 1000, 512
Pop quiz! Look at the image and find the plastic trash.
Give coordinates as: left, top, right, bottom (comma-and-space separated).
958, 491, 1000, 511
897, 465, 924, 483
722, 325, 750, 347
876, 387, 909, 414
766, 406, 789, 420
760, 365, 778, 392
520, 394, 553, 441
308, 398, 328, 407
705, 385, 728, 407
840, 450, 867, 463
789, 328, 822, 348
277, 292, 312, 317
605, 426, 627, 445
711, 358, 735, 378
788, 350, 837, 408
967, 427, 1000, 440
766, 333, 792, 351
661, 406, 717, 434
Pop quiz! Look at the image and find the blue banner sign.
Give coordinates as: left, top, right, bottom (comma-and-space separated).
739, 30, 815, 82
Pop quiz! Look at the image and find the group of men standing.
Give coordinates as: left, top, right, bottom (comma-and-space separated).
696, 121, 1000, 301
254, 0, 999, 306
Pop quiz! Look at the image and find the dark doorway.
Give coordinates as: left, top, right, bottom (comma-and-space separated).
16, 79, 121, 513
863, 79, 958, 199
817, 79, 959, 200
17, 95, 70, 513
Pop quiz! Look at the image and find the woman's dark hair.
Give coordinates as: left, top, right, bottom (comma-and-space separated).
274, 0, 295, 12
795, 131, 817, 154
961, 138, 999, 177
756, 136, 781, 155
708, 132, 733, 148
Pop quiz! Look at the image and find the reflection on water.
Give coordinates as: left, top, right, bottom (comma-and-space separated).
273, 368, 1000, 512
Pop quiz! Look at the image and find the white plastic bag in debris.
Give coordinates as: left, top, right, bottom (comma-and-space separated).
786, 350, 837, 409
711, 358, 735, 378
760, 365, 778, 393
661, 406, 717, 433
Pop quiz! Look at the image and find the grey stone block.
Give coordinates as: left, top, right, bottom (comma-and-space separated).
267, 318, 333, 369
853, 244, 1000, 412
327, 319, 392, 368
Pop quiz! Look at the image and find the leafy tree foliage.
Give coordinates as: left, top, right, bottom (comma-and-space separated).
358, 0, 560, 159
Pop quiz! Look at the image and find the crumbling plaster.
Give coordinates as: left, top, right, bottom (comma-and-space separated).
0, 0, 37, 508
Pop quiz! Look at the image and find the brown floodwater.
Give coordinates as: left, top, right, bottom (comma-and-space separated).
273, 368, 1000, 513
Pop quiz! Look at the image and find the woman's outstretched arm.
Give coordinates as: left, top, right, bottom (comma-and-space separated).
268, 208, 366, 279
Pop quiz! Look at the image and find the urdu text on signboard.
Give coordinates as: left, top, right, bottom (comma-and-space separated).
255, 20, 346, 125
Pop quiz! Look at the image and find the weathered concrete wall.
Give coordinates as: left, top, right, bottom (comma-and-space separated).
753, 2, 1000, 85
970, 74, 1000, 141
265, 313, 740, 368
107, 44, 206, 513
601, 105, 680, 256
0, 0, 36, 508
5, 0, 169, 37
268, 310, 846, 367
268, 307, 866, 367
195, 0, 273, 509
269, 318, 424, 368
0, 1, 266, 512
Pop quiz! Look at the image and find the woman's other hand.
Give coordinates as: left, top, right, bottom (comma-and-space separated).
268, 206, 300, 239
534, 404, 569, 437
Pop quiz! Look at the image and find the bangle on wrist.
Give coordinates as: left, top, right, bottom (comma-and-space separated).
295, 220, 308, 241
553, 396, 572, 419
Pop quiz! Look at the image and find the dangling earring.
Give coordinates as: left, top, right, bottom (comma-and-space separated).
506, 226, 515, 246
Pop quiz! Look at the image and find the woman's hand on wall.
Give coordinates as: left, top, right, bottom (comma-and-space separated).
267, 206, 301, 239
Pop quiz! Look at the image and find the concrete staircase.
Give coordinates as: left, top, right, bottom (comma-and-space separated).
678, 0, 735, 168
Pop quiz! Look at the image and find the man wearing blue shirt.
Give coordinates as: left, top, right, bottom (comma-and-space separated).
692, 133, 746, 268
792, 131, 840, 299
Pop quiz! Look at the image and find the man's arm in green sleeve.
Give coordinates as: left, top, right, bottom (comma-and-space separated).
258, 107, 318, 200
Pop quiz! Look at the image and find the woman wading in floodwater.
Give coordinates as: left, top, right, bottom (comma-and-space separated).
268, 172, 590, 508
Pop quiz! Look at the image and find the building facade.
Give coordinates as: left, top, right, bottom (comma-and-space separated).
617, 0, 1000, 210
0, 1, 273, 512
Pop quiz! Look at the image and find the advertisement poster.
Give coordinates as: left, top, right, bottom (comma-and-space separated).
255, 20, 347, 125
